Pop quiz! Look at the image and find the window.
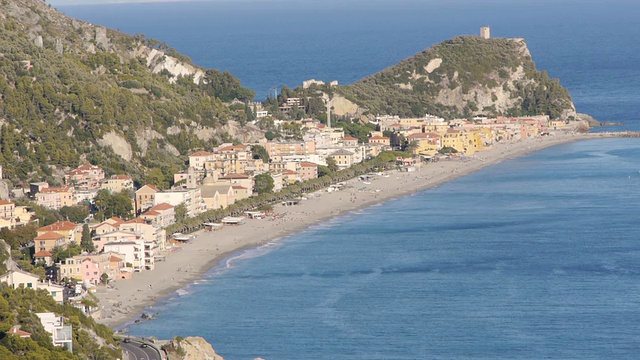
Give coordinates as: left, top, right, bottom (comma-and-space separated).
27, 283, 32, 288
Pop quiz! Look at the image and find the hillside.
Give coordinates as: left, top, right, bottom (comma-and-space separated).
335, 36, 576, 120
0, 0, 260, 186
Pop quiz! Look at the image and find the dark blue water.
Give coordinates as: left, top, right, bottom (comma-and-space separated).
59, 0, 640, 127
56, 1, 640, 358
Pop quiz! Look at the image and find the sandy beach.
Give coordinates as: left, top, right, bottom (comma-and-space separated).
95, 132, 614, 329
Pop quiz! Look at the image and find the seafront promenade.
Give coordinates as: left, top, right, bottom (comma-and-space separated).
96, 132, 618, 329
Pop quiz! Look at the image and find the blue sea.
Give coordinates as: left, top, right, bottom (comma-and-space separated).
58, 1, 640, 358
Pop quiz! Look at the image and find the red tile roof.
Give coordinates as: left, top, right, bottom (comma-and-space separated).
149, 203, 174, 211
299, 162, 318, 167
34, 250, 52, 257
38, 221, 78, 232
189, 151, 213, 157
35, 231, 65, 241
341, 136, 358, 141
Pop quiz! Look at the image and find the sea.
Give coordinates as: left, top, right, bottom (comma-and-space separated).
58, 1, 640, 359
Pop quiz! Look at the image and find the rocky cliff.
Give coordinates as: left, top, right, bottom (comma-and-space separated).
161, 336, 225, 360
336, 36, 576, 120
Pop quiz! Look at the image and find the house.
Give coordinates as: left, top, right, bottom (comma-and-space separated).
100, 174, 134, 194
369, 136, 391, 147
0, 200, 15, 220
34, 232, 66, 252
92, 230, 140, 253
35, 313, 73, 351
329, 149, 354, 169
218, 173, 254, 194
340, 136, 359, 147
201, 179, 235, 211
37, 221, 82, 245
154, 188, 205, 218
8, 326, 32, 338
188, 151, 214, 171
0, 270, 64, 303
135, 184, 160, 215
103, 240, 145, 272
58, 255, 110, 286
298, 162, 318, 181
64, 164, 105, 191
34, 250, 54, 267
35, 186, 75, 210
29, 182, 49, 196
146, 203, 175, 228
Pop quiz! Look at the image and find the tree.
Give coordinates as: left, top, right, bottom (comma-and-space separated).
251, 145, 270, 163
60, 205, 89, 223
93, 189, 134, 221
80, 224, 94, 253
326, 157, 339, 172
174, 203, 188, 222
254, 173, 274, 194
317, 165, 332, 177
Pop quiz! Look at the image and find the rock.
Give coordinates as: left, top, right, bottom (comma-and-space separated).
95, 27, 109, 49
34, 35, 43, 48
55, 39, 63, 54
98, 131, 133, 161
165, 336, 224, 360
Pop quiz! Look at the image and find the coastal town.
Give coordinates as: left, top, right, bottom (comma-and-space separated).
0, 107, 592, 345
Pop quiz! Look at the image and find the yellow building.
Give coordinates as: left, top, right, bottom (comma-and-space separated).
37, 221, 82, 245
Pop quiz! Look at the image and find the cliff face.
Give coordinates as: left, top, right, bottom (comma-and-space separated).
337, 36, 576, 120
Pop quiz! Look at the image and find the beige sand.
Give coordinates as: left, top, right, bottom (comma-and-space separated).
95, 132, 613, 329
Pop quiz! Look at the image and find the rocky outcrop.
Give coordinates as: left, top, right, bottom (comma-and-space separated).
98, 131, 133, 161
133, 47, 205, 84
163, 337, 224, 360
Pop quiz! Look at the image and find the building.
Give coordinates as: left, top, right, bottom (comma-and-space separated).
144, 203, 175, 228
480, 26, 491, 39
34, 232, 66, 252
35, 186, 75, 210
103, 240, 145, 272
1, 270, 64, 303
37, 221, 82, 245
100, 174, 134, 194
369, 136, 391, 147
154, 188, 205, 218
135, 184, 160, 215
329, 149, 354, 169
34, 250, 54, 267
36, 313, 73, 351
0, 200, 15, 220
188, 151, 214, 171
298, 162, 318, 181
65, 164, 105, 191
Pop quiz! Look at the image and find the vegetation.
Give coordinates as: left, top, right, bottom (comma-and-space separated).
0, 243, 120, 359
0, 0, 256, 186
335, 36, 574, 119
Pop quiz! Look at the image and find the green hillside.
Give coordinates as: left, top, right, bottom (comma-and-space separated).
0, 0, 257, 186
336, 36, 575, 119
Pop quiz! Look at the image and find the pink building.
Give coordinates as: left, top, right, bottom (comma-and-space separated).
65, 164, 105, 191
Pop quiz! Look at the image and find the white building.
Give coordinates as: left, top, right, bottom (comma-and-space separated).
155, 188, 205, 218
103, 240, 145, 272
36, 313, 73, 352
0, 269, 65, 303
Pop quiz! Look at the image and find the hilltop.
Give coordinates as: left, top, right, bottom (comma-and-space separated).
0, 0, 261, 186
330, 35, 576, 120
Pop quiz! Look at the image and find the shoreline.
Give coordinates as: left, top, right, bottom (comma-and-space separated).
95, 132, 615, 330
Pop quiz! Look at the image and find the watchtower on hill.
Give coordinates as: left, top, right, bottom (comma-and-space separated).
480, 26, 491, 39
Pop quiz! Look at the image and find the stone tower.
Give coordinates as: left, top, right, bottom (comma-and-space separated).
480, 26, 491, 39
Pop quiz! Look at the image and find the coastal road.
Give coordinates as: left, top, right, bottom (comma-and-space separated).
121, 338, 162, 360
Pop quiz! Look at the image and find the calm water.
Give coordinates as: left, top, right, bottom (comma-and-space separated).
57, 1, 640, 358
126, 138, 640, 359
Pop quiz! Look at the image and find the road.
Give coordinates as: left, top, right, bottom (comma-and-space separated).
121, 338, 162, 360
